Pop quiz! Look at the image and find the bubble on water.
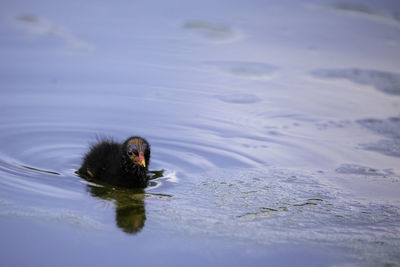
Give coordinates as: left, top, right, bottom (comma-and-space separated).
310, 68, 400, 95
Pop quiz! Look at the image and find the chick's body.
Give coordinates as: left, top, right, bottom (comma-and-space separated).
78, 136, 150, 188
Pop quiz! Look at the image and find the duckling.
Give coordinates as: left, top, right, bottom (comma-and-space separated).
78, 136, 151, 188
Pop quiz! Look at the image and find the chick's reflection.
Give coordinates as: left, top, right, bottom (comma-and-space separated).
88, 184, 146, 234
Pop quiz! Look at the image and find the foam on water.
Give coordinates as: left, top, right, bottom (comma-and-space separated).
148, 167, 400, 265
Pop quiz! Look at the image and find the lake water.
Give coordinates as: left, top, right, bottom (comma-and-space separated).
1, 0, 400, 266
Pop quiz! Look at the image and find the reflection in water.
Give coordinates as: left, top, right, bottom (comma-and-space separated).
87, 184, 146, 234
83, 170, 165, 234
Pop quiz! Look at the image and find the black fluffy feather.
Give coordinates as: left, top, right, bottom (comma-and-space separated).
78, 136, 151, 188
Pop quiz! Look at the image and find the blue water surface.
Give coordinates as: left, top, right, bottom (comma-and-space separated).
1, 0, 400, 266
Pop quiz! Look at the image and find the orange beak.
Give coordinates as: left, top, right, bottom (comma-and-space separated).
138, 152, 146, 167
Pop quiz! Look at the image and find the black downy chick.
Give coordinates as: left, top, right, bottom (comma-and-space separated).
78, 136, 151, 188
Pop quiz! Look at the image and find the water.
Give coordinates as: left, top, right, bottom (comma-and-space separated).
1, 0, 400, 266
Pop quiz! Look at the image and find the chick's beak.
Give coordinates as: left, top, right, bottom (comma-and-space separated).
138, 152, 146, 167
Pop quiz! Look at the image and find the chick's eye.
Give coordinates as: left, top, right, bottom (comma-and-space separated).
127, 144, 139, 156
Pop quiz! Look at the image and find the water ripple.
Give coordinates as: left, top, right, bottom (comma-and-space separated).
310, 68, 400, 96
